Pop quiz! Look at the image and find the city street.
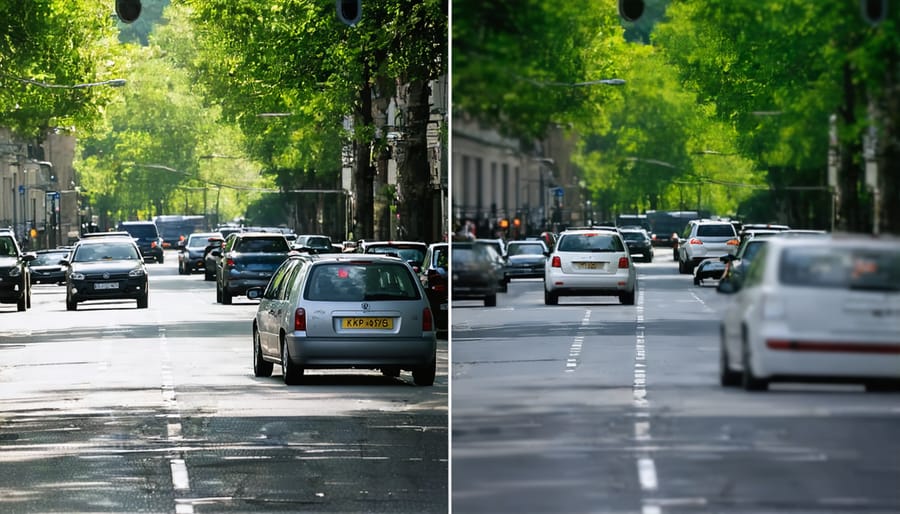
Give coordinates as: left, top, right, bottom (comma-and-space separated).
0, 251, 448, 513
451, 259, 900, 514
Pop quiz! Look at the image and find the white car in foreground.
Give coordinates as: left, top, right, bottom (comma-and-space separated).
544, 228, 637, 305
717, 235, 900, 392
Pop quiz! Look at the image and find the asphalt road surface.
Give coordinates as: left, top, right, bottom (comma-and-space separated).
451, 257, 900, 514
0, 250, 448, 513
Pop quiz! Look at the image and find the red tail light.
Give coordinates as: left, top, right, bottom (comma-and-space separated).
551, 256, 561, 268
618, 257, 629, 269
689, 238, 703, 245
226, 258, 236, 268
294, 308, 306, 331
726, 239, 739, 246
422, 308, 433, 332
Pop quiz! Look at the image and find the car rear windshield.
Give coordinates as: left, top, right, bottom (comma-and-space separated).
779, 246, 900, 291
305, 262, 421, 301
120, 224, 159, 238
507, 243, 544, 256
235, 237, 289, 253
621, 232, 648, 242
696, 224, 736, 237
366, 245, 425, 264
557, 233, 624, 252
302, 236, 332, 248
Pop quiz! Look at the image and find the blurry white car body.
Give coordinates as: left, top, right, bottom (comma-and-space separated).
718, 236, 900, 391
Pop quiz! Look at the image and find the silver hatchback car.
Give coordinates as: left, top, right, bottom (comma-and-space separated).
544, 228, 637, 305
248, 254, 437, 386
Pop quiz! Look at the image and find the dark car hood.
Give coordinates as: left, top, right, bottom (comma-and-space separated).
507, 254, 545, 265
71, 260, 144, 273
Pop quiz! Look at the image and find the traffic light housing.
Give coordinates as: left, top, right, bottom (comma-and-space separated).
861, 0, 887, 25
115, 0, 141, 24
618, 0, 644, 22
337, 0, 362, 26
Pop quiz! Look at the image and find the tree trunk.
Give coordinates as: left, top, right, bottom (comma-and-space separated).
396, 79, 433, 242
353, 74, 375, 240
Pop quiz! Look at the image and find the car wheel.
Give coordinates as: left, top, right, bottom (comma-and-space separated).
741, 335, 768, 391
544, 289, 558, 305
619, 289, 635, 305
648, 254, 653, 263
137, 292, 149, 309
205, 269, 214, 281
216, 282, 222, 303
498, 279, 508, 293
381, 367, 401, 378
412, 360, 436, 386
158, 254, 164, 264
66, 295, 77, 311
222, 286, 233, 305
25, 283, 31, 308
16, 292, 26, 311
253, 328, 274, 378
719, 332, 741, 387
281, 338, 304, 385
694, 275, 702, 286
484, 294, 497, 307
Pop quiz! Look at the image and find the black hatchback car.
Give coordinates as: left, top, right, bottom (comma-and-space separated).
64, 237, 149, 310
118, 221, 165, 263
620, 228, 654, 262
419, 242, 448, 331
215, 232, 292, 304
0, 229, 35, 311
29, 248, 72, 285
450, 241, 499, 307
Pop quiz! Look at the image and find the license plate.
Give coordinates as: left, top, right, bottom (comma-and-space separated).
576, 262, 604, 270
342, 317, 393, 329
95, 282, 119, 290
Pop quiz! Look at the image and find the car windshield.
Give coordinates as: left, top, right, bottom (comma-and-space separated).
305, 262, 421, 301
188, 234, 220, 248
779, 246, 900, 291
235, 237, 289, 253
301, 236, 333, 248
73, 243, 140, 262
0, 237, 16, 256
507, 243, 544, 256
557, 233, 624, 253
32, 252, 69, 265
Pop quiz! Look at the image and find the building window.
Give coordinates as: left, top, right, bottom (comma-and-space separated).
475, 157, 483, 213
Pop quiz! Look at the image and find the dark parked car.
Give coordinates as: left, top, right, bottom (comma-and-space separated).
117, 221, 165, 263
451, 241, 499, 307
620, 228, 654, 262
248, 254, 437, 386
177, 231, 223, 275
28, 248, 72, 285
215, 232, 292, 304
63, 236, 149, 310
419, 242, 448, 331
0, 229, 35, 311
203, 235, 226, 281
504, 240, 548, 280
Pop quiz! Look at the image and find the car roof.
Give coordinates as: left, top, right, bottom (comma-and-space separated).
80, 231, 134, 239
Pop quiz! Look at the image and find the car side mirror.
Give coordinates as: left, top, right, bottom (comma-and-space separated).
247, 287, 263, 300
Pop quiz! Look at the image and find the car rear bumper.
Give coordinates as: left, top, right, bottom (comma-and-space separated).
69, 280, 147, 302
285, 335, 437, 368
545, 270, 635, 293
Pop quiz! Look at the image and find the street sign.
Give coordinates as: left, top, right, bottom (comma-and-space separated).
18, 185, 24, 195
53, 192, 60, 200
553, 187, 564, 198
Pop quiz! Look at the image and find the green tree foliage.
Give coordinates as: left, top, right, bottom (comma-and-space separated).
452, 0, 624, 140
0, 0, 126, 136
653, 0, 899, 232
183, 0, 446, 241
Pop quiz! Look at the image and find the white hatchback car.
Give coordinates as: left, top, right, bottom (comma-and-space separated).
543, 229, 637, 305
718, 236, 900, 392
677, 219, 740, 274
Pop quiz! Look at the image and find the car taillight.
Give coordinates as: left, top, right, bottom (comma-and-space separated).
294, 308, 306, 331
226, 258, 236, 268
422, 308, 433, 331
151, 241, 158, 248
551, 256, 561, 268
726, 239, 739, 246
689, 238, 703, 245
618, 257, 629, 269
